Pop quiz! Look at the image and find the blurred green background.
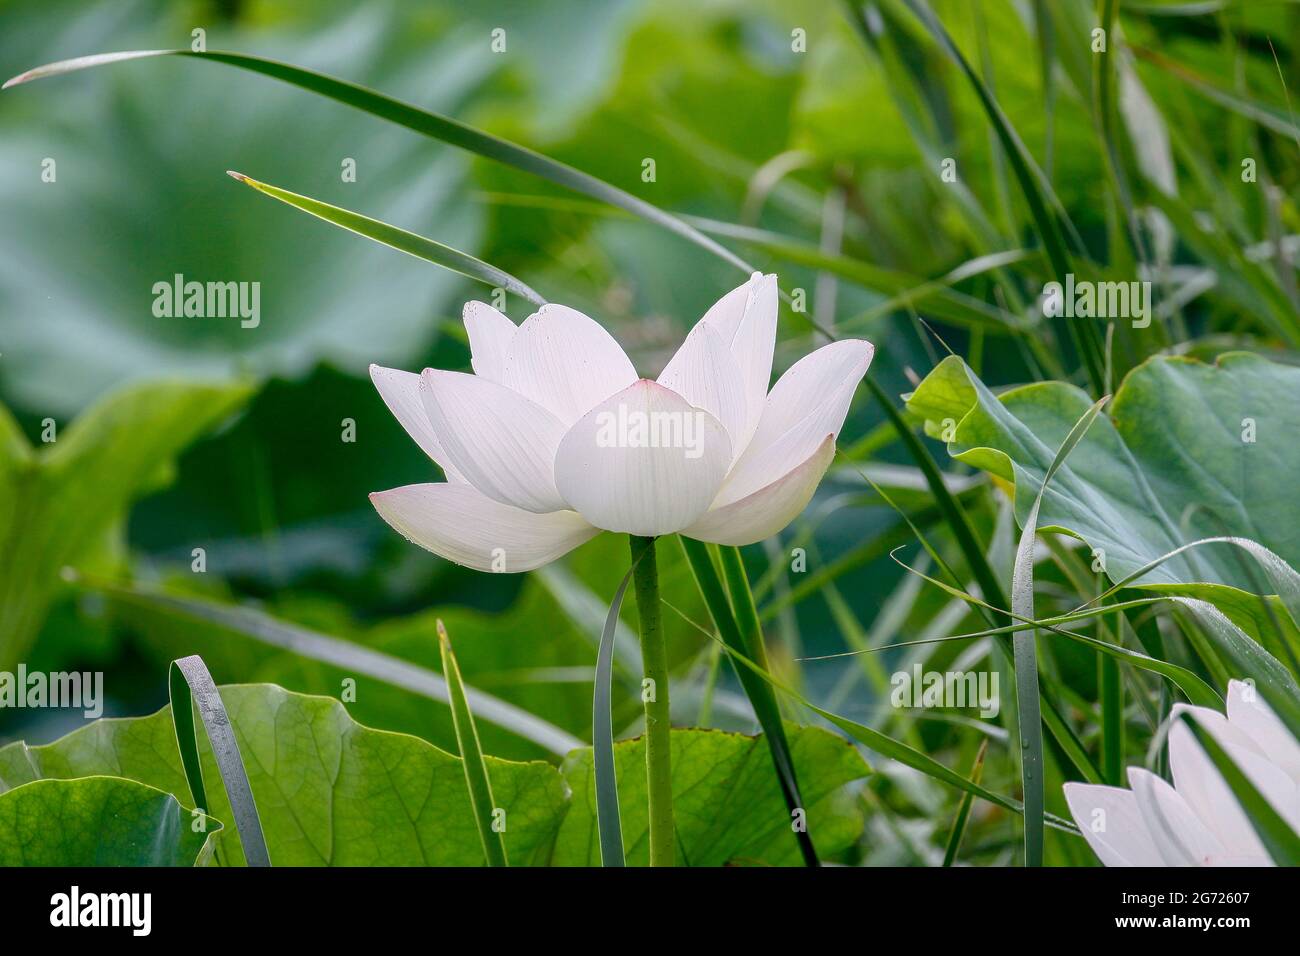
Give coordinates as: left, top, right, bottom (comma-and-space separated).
1, 0, 1297, 864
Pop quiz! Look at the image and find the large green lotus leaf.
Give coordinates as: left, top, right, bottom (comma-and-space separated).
0, 0, 486, 417
0, 683, 569, 866
0, 380, 251, 669
552, 725, 870, 866
0, 776, 220, 866
448, 0, 640, 139
905, 352, 1300, 649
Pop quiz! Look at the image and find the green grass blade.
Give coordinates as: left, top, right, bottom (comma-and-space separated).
169, 654, 271, 866
1033, 0, 1057, 175
841, 0, 1005, 250
885, 558, 1222, 708
867, 377, 1107, 781
868, 377, 1008, 621
893, 0, 1076, 269
1039, 699, 1103, 787
673, 608, 1079, 835
593, 568, 634, 867
716, 544, 819, 867
757, 506, 949, 618
680, 537, 819, 866
168, 661, 209, 814
228, 171, 545, 306
4, 49, 754, 275
1099, 653, 1123, 786
1010, 559, 1047, 862
437, 620, 508, 867
1131, 45, 1300, 141
1146, 191, 1300, 346
1085, 535, 1300, 632
1009, 395, 1109, 865
686, 217, 1020, 331
807, 700, 1076, 835
1172, 597, 1300, 740
942, 739, 988, 866
893, 0, 1105, 394
1180, 714, 1300, 865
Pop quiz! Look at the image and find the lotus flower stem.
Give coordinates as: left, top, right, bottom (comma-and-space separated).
629, 534, 674, 866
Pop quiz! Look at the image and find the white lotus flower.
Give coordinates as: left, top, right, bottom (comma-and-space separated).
368, 273, 873, 571
1064, 680, 1300, 866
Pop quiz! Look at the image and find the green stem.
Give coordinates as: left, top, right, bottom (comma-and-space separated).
630, 534, 673, 866
1099, 653, 1123, 786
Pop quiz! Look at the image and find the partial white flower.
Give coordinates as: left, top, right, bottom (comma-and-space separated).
1064, 680, 1300, 866
369, 273, 874, 571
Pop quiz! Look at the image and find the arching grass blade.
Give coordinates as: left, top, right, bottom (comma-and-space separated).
227, 171, 544, 306
942, 739, 988, 866
681, 537, 819, 866
437, 620, 508, 867
169, 654, 271, 867
890, 0, 1105, 394
594, 568, 634, 867
884, 557, 1222, 709
85, 577, 582, 756
1010, 394, 1109, 866
4, 49, 754, 275
717, 544, 820, 867
867, 377, 1104, 783
669, 607, 1079, 835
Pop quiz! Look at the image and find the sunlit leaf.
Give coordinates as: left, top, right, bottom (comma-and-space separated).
0, 777, 221, 867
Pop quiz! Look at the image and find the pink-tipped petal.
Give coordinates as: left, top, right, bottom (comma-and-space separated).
719, 338, 873, 504
685, 435, 835, 546
370, 483, 598, 572
554, 380, 731, 536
